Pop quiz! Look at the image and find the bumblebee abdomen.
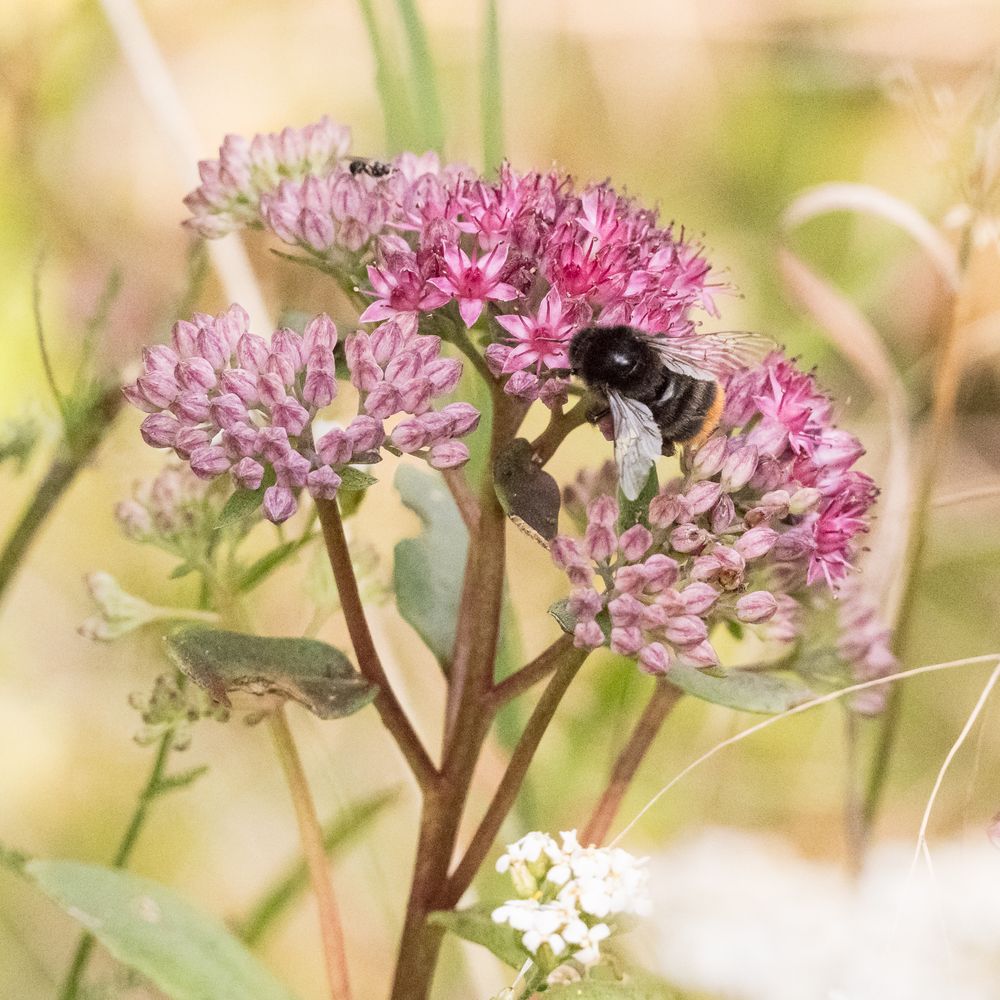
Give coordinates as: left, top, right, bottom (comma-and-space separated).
650, 375, 720, 444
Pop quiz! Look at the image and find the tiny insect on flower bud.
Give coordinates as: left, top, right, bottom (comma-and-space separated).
736, 590, 779, 623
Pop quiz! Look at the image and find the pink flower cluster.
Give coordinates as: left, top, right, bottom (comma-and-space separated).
183, 118, 720, 406
114, 464, 215, 542
551, 353, 877, 673
123, 306, 477, 523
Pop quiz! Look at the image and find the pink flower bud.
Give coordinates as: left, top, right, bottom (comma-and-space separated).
171, 390, 212, 423
237, 333, 270, 372
217, 304, 249, 351
345, 416, 385, 453
136, 371, 179, 408
664, 615, 707, 647
574, 620, 605, 649
362, 383, 401, 420
774, 529, 812, 561
219, 368, 259, 405
175, 357, 217, 392
256, 373, 287, 409
302, 367, 337, 408
142, 345, 179, 375
139, 413, 179, 448
114, 500, 153, 539
391, 420, 427, 453
257, 426, 291, 463
425, 358, 462, 395
680, 582, 718, 615
263, 485, 297, 523
690, 434, 728, 480
649, 492, 683, 528
504, 370, 540, 398
266, 350, 297, 386
619, 524, 653, 562
586, 495, 619, 529
720, 445, 759, 492
610, 626, 644, 656
654, 588, 685, 616
484, 342, 510, 375
302, 210, 335, 250
789, 487, 821, 515
307, 466, 342, 499
640, 603, 669, 628
368, 320, 406, 364
736, 591, 778, 623
613, 564, 647, 595
384, 350, 421, 387
640, 553, 679, 591
567, 587, 603, 620
275, 451, 311, 488
551, 537, 586, 571
584, 524, 617, 562
638, 642, 672, 675
208, 393, 247, 431
271, 398, 310, 436
196, 326, 229, 370
171, 319, 198, 357
232, 457, 264, 490
398, 377, 433, 414
173, 425, 210, 459
344, 332, 372, 369
429, 440, 469, 469
317, 428, 353, 465
122, 381, 158, 413
685, 480, 723, 515
190, 445, 231, 480
680, 640, 719, 668
441, 402, 480, 436
735, 526, 778, 560
670, 524, 708, 554
710, 495, 736, 533
813, 429, 864, 471
303, 314, 338, 354
608, 593, 645, 628
221, 422, 258, 458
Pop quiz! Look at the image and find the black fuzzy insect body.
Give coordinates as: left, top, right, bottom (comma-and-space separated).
348, 158, 393, 178
569, 325, 720, 451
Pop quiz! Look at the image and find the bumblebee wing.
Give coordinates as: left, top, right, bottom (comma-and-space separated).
643, 330, 773, 381
608, 390, 662, 501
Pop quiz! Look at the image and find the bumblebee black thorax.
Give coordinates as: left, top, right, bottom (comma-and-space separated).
569, 325, 663, 396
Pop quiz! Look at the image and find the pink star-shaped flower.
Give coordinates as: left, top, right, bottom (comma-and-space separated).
495, 288, 575, 373
427, 242, 519, 327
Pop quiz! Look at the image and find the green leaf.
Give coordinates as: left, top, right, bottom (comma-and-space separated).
355, 0, 416, 150
169, 563, 195, 580
154, 766, 209, 796
393, 465, 467, 664
548, 597, 576, 635
480, 0, 503, 173
338, 466, 378, 491
217, 486, 264, 528
235, 535, 318, 593
493, 438, 560, 545
393, 0, 444, 151
665, 663, 813, 714
237, 787, 401, 945
165, 627, 378, 720
428, 904, 525, 969
25, 860, 301, 1000
617, 467, 659, 533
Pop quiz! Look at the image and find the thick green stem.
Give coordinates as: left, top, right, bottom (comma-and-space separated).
57, 730, 173, 1000
270, 705, 352, 1000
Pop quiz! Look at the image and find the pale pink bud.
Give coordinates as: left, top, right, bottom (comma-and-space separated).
344, 332, 372, 370
567, 587, 603, 620
710, 495, 736, 533
271, 399, 310, 436
640, 554, 679, 591
551, 537, 586, 571
217, 304, 250, 350
209, 393, 247, 431
584, 525, 617, 562
744, 490, 790, 526
680, 582, 718, 615
610, 626, 644, 656
190, 445, 231, 480
139, 413, 179, 448
425, 358, 462, 395
612, 564, 646, 595
263, 485, 297, 523
690, 434, 728, 480
171, 319, 198, 356
232, 457, 264, 490
384, 350, 421, 387
789, 487, 821, 515
237, 333, 270, 372
720, 445, 759, 492
654, 589, 685, 616
608, 594, 645, 628
196, 326, 229, 370
256, 373, 287, 409
302, 368, 337, 408
619, 524, 653, 562
317, 428, 353, 465
122, 382, 158, 413
484, 342, 510, 375
670, 524, 708, 554
505, 371, 539, 398
774, 530, 812, 561
399, 377, 433, 414
649, 492, 683, 528
114, 500, 153, 539
345, 415, 384, 453
302, 211, 335, 250
303, 314, 338, 354
171, 391, 211, 423
257, 426, 291, 463
136, 371, 178, 408
640, 603, 669, 628
574, 620, 605, 649
814, 429, 864, 470
413, 411, 452, 442
664, 615, 707, 647
272, 329, 306, 372
587, 495, 619, 529
429, 440, 469, 469
142, 345, 179, 375
174, 357, 217, 392
441, 402, 480, 437
364, 383, 403, 420
266, 351, 297, 386
684, 481, 722, 515
735, 526, 778, 560
736, 591, 778, 623
368, 320, 406, 364
638, 642, 672, 675
680, 640, 719, 668
221, 422, 258, 458
219, 368, 259, 405
275, 452, 311, 488
391, 420, 427, 453
306, 466, 342, 499
173, 425, 210, 459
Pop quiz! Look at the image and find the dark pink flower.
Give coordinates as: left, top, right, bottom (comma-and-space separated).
494, 288, 575, 373
427, 242, 520, 327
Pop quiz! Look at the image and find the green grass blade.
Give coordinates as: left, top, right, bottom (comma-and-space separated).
393, 0, 444, 151
355, 0, 416, 150
480, 0, 503, 173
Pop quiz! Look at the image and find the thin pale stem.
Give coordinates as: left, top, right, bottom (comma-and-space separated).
489, 634, 575, 708
530, 397, 590, 467
314, 496, 436, 791
57, 730, 173, 1000
441, 646, 589, 908
270, 706, 352, 1000
580, 681, 683, 847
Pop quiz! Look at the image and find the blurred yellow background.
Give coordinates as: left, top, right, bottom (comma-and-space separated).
2, 1, 1000, 998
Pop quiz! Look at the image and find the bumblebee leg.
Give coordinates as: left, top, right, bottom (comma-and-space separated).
660, 439, 676, 457
587, 403, 611, 425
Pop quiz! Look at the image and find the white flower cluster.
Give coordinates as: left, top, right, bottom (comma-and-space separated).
491, 830, 651, 975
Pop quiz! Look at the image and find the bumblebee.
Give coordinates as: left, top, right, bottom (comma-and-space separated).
568, 325, 770, 500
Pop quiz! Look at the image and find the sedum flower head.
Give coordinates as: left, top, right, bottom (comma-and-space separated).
492, 830, 650, 976
123, 305, 477, 523
552, 353, 877, 672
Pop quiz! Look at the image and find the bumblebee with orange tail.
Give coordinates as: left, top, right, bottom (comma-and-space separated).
568, 325, 772, 500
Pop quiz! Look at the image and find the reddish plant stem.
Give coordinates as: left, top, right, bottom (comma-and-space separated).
530, 396, 590, 467
580, 681, 683, 847
270, 705, 352, 1000
441, 466, 480, 533
489, 633, 575, 708
314, 497, 436, 791
440, 646, 589, 908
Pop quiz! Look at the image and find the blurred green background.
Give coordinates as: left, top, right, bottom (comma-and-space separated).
2, 1, 1000, 998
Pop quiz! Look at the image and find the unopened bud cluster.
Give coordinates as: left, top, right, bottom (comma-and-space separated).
491, 830, 650, 978
123, 306, 477, 523
129, 672, 229, 750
